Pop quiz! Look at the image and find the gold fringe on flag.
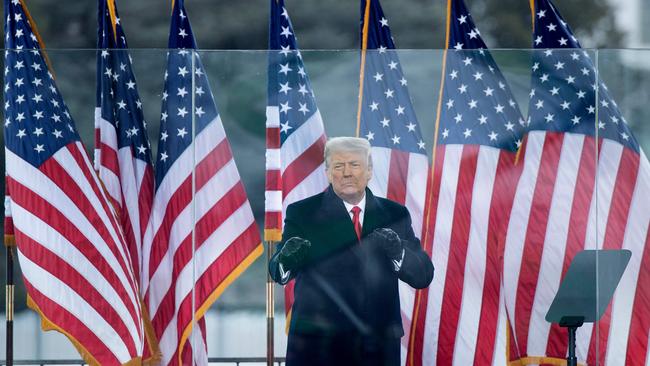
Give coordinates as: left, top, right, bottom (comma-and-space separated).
176, 243, 264, 366
27, 295, 143, 366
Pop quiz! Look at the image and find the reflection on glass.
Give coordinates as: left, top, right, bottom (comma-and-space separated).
1, 31, 648, 366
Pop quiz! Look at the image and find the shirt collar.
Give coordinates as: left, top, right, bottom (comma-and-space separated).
342, 193, 366, 214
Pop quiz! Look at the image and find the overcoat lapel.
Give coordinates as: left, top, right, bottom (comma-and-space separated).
318, 186, 359, 253
361, 189, 380, 238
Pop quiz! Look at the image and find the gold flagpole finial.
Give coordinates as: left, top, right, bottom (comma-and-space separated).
106, 0, 119, 43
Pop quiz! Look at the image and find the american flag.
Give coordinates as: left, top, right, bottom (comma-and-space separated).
503, 0, 650, 364
4, 0, 145, 364
94, 0, 154, 289
265, 0, 328, 316
141, 0, 262, 364
407, 0, 527, 365
358, 0, 429, 363
94, 0, 159, 361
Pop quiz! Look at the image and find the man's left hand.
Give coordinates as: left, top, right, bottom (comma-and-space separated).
370, 228, 403, 260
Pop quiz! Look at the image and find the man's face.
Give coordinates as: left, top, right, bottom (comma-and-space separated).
326, 150, 372, 204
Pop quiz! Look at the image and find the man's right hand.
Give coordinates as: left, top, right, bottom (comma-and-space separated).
278, 236, 311, 271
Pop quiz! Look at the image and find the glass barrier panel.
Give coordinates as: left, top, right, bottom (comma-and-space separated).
594, 48, 650, 366
0, 48, 647, 366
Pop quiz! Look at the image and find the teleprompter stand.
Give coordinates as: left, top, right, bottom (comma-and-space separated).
545, 249, 631, 366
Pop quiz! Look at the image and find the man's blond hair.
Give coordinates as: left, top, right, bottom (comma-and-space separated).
324, 136, 372, 168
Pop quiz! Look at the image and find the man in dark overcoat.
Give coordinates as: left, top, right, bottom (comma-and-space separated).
269, 136, 434, 366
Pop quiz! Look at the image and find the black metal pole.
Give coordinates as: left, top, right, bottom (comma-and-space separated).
6, 245, 14, 366
266, 241, 275, 366
567, 326, 577, 366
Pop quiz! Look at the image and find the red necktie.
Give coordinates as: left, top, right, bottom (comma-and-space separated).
351, 206, 362, 241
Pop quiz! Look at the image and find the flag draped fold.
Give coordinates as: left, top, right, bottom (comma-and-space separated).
408, 0, 527, 365
141, 0, 262, 364
4, 0, 145, 364
94, 1, 161, 359
504, 0, 650, 364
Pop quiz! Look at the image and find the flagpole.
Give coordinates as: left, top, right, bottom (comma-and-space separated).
266, 241, 275, 366
6, 244, 14, 366
356, 0, 372, 137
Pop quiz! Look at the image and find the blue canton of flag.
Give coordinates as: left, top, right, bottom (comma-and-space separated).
96, 0, 152, 169
438, 0, 525, 151
528, 0, 639, 153
359, 0, 425, 153
154, 5, 218, 186
268, 2, 319, 145
4, 2, 79, 166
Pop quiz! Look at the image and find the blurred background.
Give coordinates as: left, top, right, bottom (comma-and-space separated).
0, 0, 633, 49
1, 0, 650, 360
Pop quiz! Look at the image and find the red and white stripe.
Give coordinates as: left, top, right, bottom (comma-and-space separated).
264, 105, 284, 237
265, 106, 328, 232
503, 131, 650, 365
367, 146, 428, 363
4, 174, 15, 243
94, 107, 154, 286
367, 147, 428, 237
6, 142, 144, 364
142, 116, 261, 366
179, 317, 208, 366
264, 105, 328, 314
409, 144, 522, 366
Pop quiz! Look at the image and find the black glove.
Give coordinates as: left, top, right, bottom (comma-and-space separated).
278, 236, 311, 270
369, 228, 403, 261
